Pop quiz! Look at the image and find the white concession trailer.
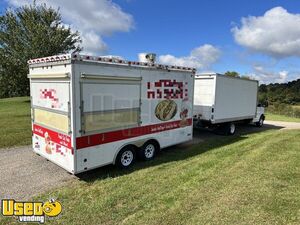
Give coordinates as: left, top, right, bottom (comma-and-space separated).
193, 73, 265, 135
28, 54, 195, 174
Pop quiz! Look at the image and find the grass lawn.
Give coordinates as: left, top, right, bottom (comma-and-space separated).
2, 129, 299, 225
0, 97, 31, 148
265, 112, 300, 123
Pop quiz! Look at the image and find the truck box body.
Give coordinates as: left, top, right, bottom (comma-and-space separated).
28, 54, 195, 174
193, 74, 258, 124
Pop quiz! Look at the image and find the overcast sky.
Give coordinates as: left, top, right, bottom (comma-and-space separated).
2, 0, 300, 84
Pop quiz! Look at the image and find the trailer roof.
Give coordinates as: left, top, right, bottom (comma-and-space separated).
195, 73, 258, 83
28, 53, 196, 73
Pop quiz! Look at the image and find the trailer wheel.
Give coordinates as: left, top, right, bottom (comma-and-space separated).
139, 141, 159, 161
116, 146, 136, 169
256, 116, 264, 127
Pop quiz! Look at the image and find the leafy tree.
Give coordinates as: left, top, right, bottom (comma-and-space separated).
224, 71, 240, 78
241, 75, 251, 80
0, 2, 81, 98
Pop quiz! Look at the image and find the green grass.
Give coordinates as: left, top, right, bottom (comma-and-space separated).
0, 97, 31, 148
2, 129, 299, 225
266, 112, 300, 123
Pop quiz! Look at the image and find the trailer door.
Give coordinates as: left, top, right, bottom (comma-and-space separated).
193, 77, 215, 121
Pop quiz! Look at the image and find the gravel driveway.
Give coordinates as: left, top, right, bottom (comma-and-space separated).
0, 146, 72, 200
264, 120, 300, 130
1, 120, 299, 200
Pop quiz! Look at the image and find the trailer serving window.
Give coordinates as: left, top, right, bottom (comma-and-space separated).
33, 108, 69, 133
80, 75, 141, 134
30, 80, 70, 134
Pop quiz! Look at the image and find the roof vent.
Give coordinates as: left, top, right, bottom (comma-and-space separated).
139, 53, 156, 63
145, 53, 156, 63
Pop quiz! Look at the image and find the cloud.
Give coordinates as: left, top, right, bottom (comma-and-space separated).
277, 71, 288, 83
6, 0, 134, 54
81, 31, 107, 55
247, 65, 289, 84
232, 7, 300, 58
158, 44, 221, 70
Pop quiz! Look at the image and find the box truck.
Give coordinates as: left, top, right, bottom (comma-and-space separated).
28, 53, 195, 174
193, 73, 265, 135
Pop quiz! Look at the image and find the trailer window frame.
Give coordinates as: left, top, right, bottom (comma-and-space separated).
80, 75, 142, 135
33, 108, 70, 134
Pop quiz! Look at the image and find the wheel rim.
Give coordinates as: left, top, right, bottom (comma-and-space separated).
230, 124, 235, 133
144, 144, 155, 159
121, 150, 134, 166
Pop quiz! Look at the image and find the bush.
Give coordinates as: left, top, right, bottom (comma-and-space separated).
266, 103, 300, 118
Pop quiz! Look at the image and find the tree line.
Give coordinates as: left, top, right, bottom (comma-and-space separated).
258, 79, 300, 106
258, 79, 300, 118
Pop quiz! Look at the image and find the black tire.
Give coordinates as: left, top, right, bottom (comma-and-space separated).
139, 141, 159, 161
225, 122, 236, 135
116, 146, 136, 169
256, 116, 264, 127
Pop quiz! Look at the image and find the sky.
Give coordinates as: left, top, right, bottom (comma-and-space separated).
2, 0, 300, 84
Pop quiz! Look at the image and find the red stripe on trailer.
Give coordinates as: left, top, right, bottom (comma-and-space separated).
76, 118, 192, 150
33, 124, 72, 149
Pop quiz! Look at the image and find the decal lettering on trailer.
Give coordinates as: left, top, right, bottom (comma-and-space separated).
33, 124, 72, 155
40, 88, 62, 109
76, 118, 192, 149
147, 79, 188, 99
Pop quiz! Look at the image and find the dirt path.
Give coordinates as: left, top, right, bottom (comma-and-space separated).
0, 120, 299, 200
264, 120, 300, 130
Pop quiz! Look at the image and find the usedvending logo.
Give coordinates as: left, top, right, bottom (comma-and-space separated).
1, 199, 62, 223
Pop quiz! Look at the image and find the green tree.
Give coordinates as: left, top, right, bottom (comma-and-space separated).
0, 2, 81, 98
241, 75, 251, 80
224, 71, 240, 78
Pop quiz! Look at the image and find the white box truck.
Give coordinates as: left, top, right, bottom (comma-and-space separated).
193, 73, 265, 135
28, 53, 195, 174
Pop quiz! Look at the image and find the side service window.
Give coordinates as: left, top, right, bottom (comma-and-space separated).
31, 81, 70, 134
81, 77, 141, 134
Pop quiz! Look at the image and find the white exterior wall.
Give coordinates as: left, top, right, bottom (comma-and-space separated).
193, 77, 215, 121
29, 63, 75, 173
74, 62, 194, 173
214, 75, 258, 123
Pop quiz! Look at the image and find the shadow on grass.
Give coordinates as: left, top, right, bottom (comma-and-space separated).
76, 123, 283, 183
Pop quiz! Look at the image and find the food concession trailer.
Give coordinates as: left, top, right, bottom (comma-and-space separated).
28, 54, 195, 174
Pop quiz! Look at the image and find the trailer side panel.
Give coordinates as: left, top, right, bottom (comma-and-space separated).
213, 75, 258, 123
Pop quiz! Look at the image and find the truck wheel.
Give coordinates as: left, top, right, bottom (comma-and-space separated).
139, 141, 159, 161
256, 116, 264, 127
116, 146, 136, 169
227, 123, 236, 135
